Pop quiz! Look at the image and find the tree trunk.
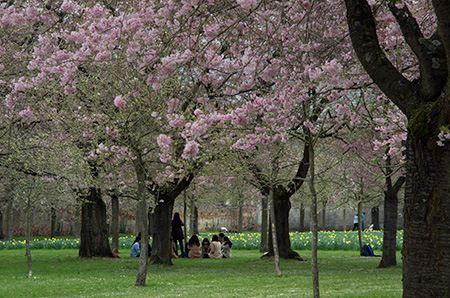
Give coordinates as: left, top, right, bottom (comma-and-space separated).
308, 143, 320, 298
260, 196, 269, 252
266, 191, 305, 260
358, 202, 363, 256
321, 201, 326, 231
25, 196, 33, 278
183, 193, 187, 240
299, 203, 305, 231
402, 134, 450, 296
269, 184, 282, 277
343, 208, 346, 232
344, 0, 450, 295
238, 200, 243, 233
79, 188, 112, 258
50, 205, 57, 239
110, 194, 119, 252
6, 200, 13, 241
0, 209, 4, 240
371, 206, 380, 230
378, 190, 398, 268
74, 197, 81, 239
135, 200, 142, 236
148, 196, 174, 265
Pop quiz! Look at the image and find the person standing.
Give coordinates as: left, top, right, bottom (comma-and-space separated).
171, 212, 185, 257
352, 214, 359, 231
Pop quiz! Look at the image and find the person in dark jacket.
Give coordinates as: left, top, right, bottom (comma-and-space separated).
171, 212, 185, 256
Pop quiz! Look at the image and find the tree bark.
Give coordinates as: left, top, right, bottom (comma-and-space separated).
79, 187, 112, 258
260, 196, 269, 252
110, 194, 119, 252
148, 196, 175, 265
238, 200, 243, 233
148, 175, 194, 265
25, 195, 33, 278
269, 184, 282, 277
299, 203, 305, 231
345, 1, 450, 294
50, 205, 57, 239
371, 207, 380, 230
321, 201, 326, 231
358, 202, 363, 256
308, 140, 320, 298
266, 190, 305, 260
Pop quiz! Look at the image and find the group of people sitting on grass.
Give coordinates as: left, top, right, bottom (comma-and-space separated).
171, 233, 233, 259
129, 211, 233, 259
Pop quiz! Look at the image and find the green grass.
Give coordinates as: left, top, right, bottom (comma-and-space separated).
0, 249, 402, 297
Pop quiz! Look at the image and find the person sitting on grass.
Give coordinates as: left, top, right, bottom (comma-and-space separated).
171, 236, 179, 259
207, 234, 222, 259
187, 234, 202, 259
221, 236, 232, 258
130, 236, 141, 257
201, 237, 210, 258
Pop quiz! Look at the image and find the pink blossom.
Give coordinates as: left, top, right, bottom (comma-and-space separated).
19, 107, 33, 119
107, 127, 119, 137
157, 134, 172, 153
64, 85, 76, 95
182, 141, 199, 159
159, 153, 172, 163
114, 95, 126, 108
61, 0, 77, 13
237, 0, 257, 10
95, 51, 111, 61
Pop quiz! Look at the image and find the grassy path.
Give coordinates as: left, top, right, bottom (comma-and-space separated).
0, 249, 401, 297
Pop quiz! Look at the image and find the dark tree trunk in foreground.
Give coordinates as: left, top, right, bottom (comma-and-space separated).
371, 207, 379, 230
148, 175, 194, 265
346, 1, 450, 295
110, 194, 119, 252
79, 188, 112, 258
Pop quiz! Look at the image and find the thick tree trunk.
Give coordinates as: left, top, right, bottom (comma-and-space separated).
371, 206, 380, 230
148, 206, 154, 237
402, 134, 450, 296
135, 200, 142, 236
6, 200, 13, 241
148, 196, 174, 265
357, 202, 363, 256
79, 188, 112, 258
110, 194, 119, 252
260, 196, 268, 252
378, 190, 398, 268
266, 191, 305, 260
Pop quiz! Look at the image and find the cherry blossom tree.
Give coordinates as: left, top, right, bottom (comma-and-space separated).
345, 0, 450, 295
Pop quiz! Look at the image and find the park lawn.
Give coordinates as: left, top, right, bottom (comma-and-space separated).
0, 249, 402, 297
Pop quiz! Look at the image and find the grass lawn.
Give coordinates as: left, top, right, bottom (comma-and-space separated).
0, 249, 402, 297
